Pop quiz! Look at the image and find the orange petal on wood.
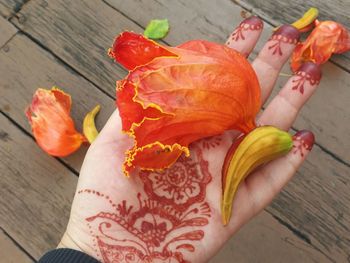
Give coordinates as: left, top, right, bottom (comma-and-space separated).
26, 87, 86, 156
291, 20, 350, 72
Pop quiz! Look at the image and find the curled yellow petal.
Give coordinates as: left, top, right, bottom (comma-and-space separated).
291, 7, 319, 31
221, 126, 293, 225
83, 105, 100, 143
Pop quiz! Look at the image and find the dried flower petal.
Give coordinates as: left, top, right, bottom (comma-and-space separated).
26, 87, 86, 156
112, 32, 261, 176
291, 20, 350, 71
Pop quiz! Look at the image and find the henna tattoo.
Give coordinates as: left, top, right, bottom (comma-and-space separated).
226, 16, 263, 45
200, 135, 223, 150
79, 146, 212, 263
292, 130, 315, 157
291, 62, 322, 94
268, 25, 300, 56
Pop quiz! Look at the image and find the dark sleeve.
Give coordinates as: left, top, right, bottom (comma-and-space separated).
38, 248, 100, 263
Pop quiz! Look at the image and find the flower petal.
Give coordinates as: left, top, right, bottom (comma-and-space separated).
116, 35, 261, 175
26, 88, 86, 156
109, 31, 177, 70
291, 21, 350, 71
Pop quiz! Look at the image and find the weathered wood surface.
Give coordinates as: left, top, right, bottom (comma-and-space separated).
11, 0, 140, 95
0, 228, 33, 263
0, 0, 25, 18
0, 15, 16, 47
1, 0, 350, 261
240, 0, 350, 70
0, 113, 77, 259
15, 0, 350, 165
0, 34, 116, 172
212, 212, 330, 263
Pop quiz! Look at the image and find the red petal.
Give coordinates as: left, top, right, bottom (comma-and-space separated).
109, 31, 177, 70
26, 88, 85, 156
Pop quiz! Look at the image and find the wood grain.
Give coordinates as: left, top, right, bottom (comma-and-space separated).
240, 0, 350, 70
0, 113, 78, 259
211, 212, 330, 263
0, 16, 17, 47
11, 0, 141, 95
0, 34, 116, 171
0, 228, 33, 263
0, 0, 25, 18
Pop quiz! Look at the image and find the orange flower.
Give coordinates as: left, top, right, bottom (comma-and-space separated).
110, 32, 261, 176
291, 20, 350, 71
26, 87, 86, 156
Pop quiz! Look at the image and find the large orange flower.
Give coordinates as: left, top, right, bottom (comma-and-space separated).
26, 87, 86, 156
110, 32, 261, 176
291, 20, 350, 71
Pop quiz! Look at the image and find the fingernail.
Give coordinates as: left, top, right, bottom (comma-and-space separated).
227, 16, 263, 43
293, 130, 315, 153
271, 25, 300, 44
242, 16, 263, 30
296, 62, 322, 84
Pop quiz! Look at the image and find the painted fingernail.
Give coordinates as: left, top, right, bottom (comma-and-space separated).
268, 25, 300, 56
292, 130, 315, 156
272, 25, 300, 43
297, 62, 322, 83
292, 62, 322, 94
227, 16, 263, 44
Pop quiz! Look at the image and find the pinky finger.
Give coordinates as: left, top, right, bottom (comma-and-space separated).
245, 130, 315, 217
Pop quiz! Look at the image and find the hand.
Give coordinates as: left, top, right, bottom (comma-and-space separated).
59, 17, 321, 263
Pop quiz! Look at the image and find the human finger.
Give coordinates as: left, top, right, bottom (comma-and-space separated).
226, 16, 264, 57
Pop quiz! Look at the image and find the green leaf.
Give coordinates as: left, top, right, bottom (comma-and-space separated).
144, 19, 169, 39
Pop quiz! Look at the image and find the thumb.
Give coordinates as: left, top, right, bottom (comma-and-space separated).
244, 130, 315, 217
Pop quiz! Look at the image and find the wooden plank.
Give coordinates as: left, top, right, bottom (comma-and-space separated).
0, 115, 331, 263
0, 34, 116, 171
0, 114, 78, 259
102, 0, 350, 163
0, 16, 17, 47
211, 212, 330, 263
0, 0, 25, 18
11, 0, 142, 95
0, 228, 33, 263
239, 0, 350, 70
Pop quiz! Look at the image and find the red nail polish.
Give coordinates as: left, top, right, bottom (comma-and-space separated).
292, 130, 315, 156
272, 25, 300, 44
292, 62, 322, 94
242, 16, 263, 30
297, 62, 322, 83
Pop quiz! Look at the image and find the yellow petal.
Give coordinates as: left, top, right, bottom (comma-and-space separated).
83, 105, 100, 143
291, 7, 319, 31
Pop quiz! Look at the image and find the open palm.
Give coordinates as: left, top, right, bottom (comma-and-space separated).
59, 17, 320, 263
